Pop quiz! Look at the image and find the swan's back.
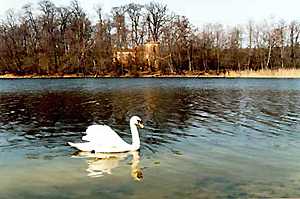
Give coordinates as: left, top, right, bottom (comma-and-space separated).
82, 125, 127, 146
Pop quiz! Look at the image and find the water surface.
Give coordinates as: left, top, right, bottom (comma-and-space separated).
1, 78, 300, 198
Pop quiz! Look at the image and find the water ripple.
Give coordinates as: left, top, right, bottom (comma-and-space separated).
1, 79, 300, 154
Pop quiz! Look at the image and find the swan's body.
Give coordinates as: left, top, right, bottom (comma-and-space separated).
68, 116, 144, 153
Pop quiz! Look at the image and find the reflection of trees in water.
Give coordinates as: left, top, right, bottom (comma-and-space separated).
0, 88, 196, 150
141, 88, 196, 144
0, 91, 116, 148
2, 85, 299, 151
0, 92, 117, 129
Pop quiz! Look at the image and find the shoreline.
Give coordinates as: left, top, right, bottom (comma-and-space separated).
1, 69, 300, 79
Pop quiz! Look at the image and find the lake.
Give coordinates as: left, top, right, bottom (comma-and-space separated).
1, 78, 300, 198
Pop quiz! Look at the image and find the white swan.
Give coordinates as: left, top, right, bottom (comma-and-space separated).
68, 116, 144, 153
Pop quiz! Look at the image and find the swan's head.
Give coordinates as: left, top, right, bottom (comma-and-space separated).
131, 116, 144, 129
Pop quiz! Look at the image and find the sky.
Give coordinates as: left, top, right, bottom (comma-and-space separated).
0, 0, 299, 27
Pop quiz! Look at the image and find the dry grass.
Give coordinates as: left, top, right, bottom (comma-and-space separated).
0, 74, 95, 78
223, 69, 300, 78
1, 69, 300, 78
139, 69, 300, 78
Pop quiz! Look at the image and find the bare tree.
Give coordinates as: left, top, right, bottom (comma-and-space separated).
289, 21, 300, 68
261, 18, 277, 69
212, 23, 224, 71
92, 5, 112, 75
2, 10, 25, 74
125, 3, 144, 47
278, 19, 286, 68
1, 1, 300, 76
229, 26, 244, 70
22, 3, 40, 49
111, 6, 127, 49
69, 0, 92, 74
38, 0, 60, 73
145, 2, 167, 41
246, 19, 254, 70
57, 5, 71, 56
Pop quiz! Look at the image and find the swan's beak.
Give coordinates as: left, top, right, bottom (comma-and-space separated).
138, 121, 144, 129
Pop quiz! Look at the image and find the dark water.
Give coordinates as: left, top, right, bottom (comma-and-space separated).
1, 78, 300, 198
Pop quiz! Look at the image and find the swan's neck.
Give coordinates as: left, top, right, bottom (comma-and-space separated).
130, 122, 140, 150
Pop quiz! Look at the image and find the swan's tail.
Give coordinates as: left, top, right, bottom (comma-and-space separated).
68, 141, 96, 152
68, 142, 76, 147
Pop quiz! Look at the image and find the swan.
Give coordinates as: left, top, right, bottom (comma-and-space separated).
68, 116, 144, 153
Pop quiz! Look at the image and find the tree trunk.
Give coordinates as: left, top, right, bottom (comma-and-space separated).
266, 44, 272, 69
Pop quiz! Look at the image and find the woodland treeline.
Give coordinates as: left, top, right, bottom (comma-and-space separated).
0, 0, 300, 76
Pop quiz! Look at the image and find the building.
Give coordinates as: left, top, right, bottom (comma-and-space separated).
112, 49, 135, 66
112, 41, 160, 70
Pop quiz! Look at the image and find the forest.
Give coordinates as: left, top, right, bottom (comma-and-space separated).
0, 0, 300, 76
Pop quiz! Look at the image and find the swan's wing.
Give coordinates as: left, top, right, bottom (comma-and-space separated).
68, 142, 98, 152
82, 125, 127, 146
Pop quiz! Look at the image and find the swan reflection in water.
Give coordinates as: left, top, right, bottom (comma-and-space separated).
71, 151, 143, 180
